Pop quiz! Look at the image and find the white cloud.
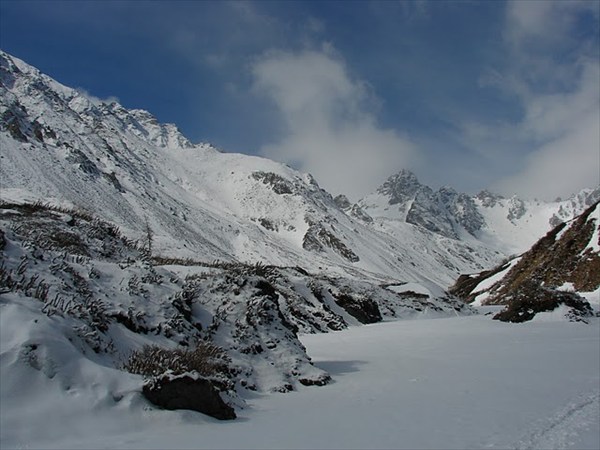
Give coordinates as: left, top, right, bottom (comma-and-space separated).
251, 47, 417, 199
477, 2, 600, 200
521, 62, 599, 142
494, 108, 599, 200
506, 0, 599, 47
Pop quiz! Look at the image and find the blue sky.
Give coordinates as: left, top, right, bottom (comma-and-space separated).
1, 1, 598, 200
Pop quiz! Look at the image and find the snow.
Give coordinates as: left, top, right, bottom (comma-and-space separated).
530, 304, 576, 322
580, 287, 600, 307
476, 199, 560, 256
2, 314, 598, 450
557, 282, 576, 292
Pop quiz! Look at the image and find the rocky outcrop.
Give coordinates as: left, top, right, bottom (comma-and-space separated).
377, 169, 422, 205
303, 223, 360, 263
334, 195, 373, 223
251, 171, 295, 195
330, 291, 382, 324
491, 280, 593, 323
450, 201, 600, 322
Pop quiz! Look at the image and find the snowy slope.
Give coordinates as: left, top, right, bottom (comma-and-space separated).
0, 50, 501, 292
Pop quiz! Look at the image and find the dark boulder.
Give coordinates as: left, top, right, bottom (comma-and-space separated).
332, 292, 382, 324
142, 375, 236, 420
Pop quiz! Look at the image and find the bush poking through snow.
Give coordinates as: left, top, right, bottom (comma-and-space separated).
123, 342, 229, 378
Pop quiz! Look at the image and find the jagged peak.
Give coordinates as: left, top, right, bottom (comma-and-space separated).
376, 169, 423, 205
384, 168, 420, 184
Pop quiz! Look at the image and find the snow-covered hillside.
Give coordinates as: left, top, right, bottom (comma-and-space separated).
0, 50, 504, 292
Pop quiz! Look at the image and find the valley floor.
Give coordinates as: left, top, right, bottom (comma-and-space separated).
3, 311, 599, 450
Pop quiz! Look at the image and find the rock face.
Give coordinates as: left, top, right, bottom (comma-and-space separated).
143, 375, 236, 420
302, 223, 360, 263
361, 170, 486, 239
550, 187, 600, 227
379, 169, 423, 206
450, 201, 600, 322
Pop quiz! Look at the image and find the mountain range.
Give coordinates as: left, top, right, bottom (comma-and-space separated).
1, 50, 597, 293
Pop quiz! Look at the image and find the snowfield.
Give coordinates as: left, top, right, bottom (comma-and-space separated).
2, 312, 598, 450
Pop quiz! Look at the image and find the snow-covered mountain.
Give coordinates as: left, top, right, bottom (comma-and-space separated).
0, 50, 505, 293
358, 169, 599, 256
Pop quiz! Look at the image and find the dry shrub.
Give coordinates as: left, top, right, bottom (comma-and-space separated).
123, 342, 227, 378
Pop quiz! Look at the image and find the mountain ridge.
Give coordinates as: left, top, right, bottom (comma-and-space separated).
1, 48, 598, 290
358, 168, 599, 255
0, 49, 506, 292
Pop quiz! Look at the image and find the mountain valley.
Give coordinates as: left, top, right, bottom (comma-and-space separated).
1, 50, 599, 449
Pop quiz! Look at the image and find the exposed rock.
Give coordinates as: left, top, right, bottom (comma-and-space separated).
549, 213, 564, 228
497, 202, 600, 293
142, 375, 236, 420
334, 194, 351, 210
378, 169, 422, 206
492, 281, 594, 323
103, 171, 125, 193
406, 187, 457, 238
507, 197, 526, 222
331, 291, 382, 324
257, 217, 278, 231
251, 171, 294, 195
449, 261, 513, 304
299, 373, 332, 386
446, 192, 484, 235
1, 104, 30, 142
373, 171, 485, 239
476, 190, 504, 208
303, 223, 360, 262
349, 204, 373, 223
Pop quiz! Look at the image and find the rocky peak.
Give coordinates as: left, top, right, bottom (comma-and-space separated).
365, 169, 486, 239
334, 194, 352, 210
129, 108, 193, 149
377, 169, 423, 205
507, 196, 526, 223
476, 190, 505, 208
